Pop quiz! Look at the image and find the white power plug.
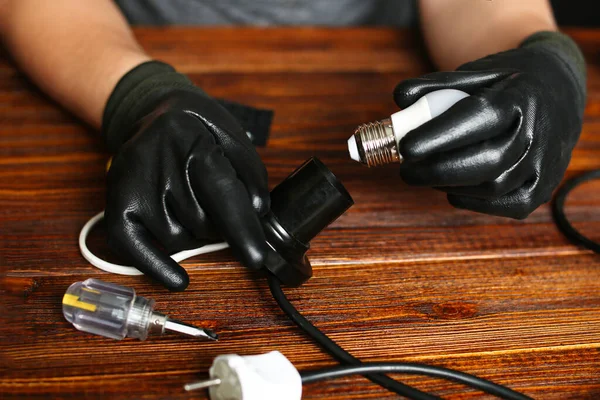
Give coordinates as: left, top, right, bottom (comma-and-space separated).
185, 351, 302, 400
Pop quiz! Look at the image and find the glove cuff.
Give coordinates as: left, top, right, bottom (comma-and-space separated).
101, 60, 273, 153
101, 61, 200, 153
520, 31, 587, 107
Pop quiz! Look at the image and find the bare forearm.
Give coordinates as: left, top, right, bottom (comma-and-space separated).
419, 0, 557, 70
0, 0, 150, 128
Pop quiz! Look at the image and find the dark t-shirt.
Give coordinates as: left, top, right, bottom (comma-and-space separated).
115, 0, 418, 26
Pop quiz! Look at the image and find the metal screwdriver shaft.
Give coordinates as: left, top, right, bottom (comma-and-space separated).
164, 319, 218, 340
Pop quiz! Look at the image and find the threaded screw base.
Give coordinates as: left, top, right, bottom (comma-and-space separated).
353, 118, 399, 167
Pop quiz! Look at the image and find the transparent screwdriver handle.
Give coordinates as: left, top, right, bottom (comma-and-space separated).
62, 278, 159, 340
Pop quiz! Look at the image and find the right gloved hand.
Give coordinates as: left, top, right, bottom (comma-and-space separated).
102, 61, 270, 291
393, 31, 586, 219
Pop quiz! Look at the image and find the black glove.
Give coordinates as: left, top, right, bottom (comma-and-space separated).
102, 61, 271, 291
393, 31, 586, 219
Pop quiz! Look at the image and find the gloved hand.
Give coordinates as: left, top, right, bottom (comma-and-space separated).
102, 61, 270, 291
394, 31, 586, 219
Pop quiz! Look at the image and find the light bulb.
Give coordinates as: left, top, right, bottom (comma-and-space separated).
348, 89, 469, 167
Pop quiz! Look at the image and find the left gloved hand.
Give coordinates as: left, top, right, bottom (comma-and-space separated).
101, 61, 272, 291
394, 31, 586, 219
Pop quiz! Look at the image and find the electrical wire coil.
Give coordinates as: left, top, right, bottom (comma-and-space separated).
552, 169, 600, 254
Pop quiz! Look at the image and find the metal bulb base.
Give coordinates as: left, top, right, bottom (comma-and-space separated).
351, 118, 399, 167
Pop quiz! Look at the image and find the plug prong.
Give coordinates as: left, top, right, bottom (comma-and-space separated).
184, 378, 222, 391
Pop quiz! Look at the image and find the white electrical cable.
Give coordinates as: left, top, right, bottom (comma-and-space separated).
79, 211, 229, 275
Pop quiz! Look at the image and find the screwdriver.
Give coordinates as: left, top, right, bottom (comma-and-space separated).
62, 278, 217, 341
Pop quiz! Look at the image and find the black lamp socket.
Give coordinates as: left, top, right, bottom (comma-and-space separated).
260, 157, 354, 286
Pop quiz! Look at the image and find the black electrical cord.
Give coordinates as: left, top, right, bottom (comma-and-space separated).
552, 169, 600, 253
301, 363, 532, 400
267, 273, 531, 400
267, 273, 438, 400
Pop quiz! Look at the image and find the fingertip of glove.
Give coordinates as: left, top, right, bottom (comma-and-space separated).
239, 240, 269, 271
154, 261, 190, 291
252, 192, 271, 216
162, 270, 190, 292
399, 134, 426, 162
447, 193, 467, 210
393, 80, 423, 108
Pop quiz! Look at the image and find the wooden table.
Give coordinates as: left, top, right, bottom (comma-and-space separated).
1, 28, 600, 399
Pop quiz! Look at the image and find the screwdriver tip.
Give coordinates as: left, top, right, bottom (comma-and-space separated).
203, 328, 219, 341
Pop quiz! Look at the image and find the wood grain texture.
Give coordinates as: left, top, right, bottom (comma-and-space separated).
1, 27, 600, 399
